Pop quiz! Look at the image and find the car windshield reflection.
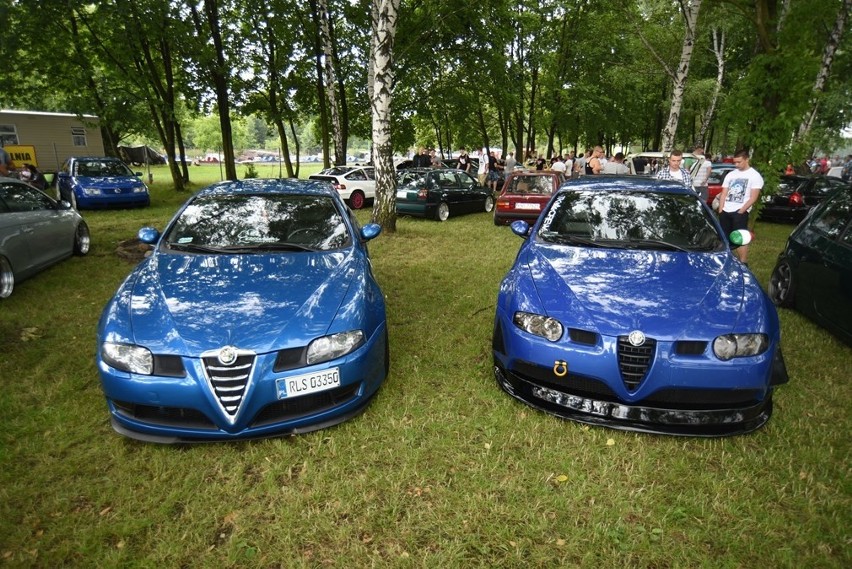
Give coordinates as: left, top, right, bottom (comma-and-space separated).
537, 190, 724, 252
164, 194, 351, 252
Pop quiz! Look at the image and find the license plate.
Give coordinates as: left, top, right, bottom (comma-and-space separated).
515, 203, 540, 210
277, 368, 340, 399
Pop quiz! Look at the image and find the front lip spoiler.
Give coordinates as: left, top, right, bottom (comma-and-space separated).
108, 388, 379, 444
494, 365, 772, 437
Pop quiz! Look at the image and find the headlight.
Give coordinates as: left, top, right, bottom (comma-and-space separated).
82, 187, 102, 196
101, 342, 153, 374
133, 186, 149, 194
306, 330, 364, 365
713, 334, 769, 360
513, 311, 563, 341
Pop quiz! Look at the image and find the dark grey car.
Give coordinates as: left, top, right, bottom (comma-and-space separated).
0, 178, 90, 298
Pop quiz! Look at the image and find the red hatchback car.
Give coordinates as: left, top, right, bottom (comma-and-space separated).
494, 171, 562, 225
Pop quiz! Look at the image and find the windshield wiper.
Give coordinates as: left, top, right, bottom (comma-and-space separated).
625, 239, 689, 253
166, 242, 232, 254
219, 242, 320, 252
539, 232, 604, 248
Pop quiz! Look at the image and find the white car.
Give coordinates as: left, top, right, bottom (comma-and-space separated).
826, 166, 843, 179
309, 166, 376, 209
627, 151, 704, 179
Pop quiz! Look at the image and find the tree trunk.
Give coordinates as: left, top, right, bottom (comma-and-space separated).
697, 27, 725, 149
369, 0, 401, 232
308, 0, 331, 169
189, 0, 237, 180
315, 0, 345, 166
660, 0, 702, 153
796, 0, 850, 141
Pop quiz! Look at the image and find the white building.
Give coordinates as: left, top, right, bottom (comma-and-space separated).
0, 109, 106, 172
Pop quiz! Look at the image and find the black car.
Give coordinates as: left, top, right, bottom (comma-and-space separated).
395, 168, 494, 221
769, 186, 852, 345
759, 175, 848, 223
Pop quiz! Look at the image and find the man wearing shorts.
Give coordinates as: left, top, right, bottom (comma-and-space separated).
718, 149, 763, 264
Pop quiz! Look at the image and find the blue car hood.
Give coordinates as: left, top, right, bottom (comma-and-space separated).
76, 175, 144, 189
122, 250, 356, 354
522, 244, 755, 338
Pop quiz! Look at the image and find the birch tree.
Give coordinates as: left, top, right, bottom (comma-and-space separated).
659, 0, 702, 152
315, 0, 346, 166
696, 27, 725, 148
369, 0, 401, 231
796, 0, 850, 142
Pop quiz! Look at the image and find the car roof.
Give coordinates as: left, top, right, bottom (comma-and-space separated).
195, 178, 338, 199
556, 175, 693, 195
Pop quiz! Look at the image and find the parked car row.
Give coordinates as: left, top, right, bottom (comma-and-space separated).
6, 163, 850, 442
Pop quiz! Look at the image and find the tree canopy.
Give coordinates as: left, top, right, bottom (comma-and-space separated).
2, 0, 849, 186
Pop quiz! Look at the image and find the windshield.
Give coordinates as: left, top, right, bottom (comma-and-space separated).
75, 159, 135, 177
163, 194, 351, 252
537, 190, 724, 252
505, 175, 555, 195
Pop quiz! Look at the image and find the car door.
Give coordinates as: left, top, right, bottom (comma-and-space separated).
803, 191, 852, 338
361, 167, 377, 199
0, 182, 74, 274
434, 171, 462, 212
454, 171, 481, 213
55, 159, 73, 201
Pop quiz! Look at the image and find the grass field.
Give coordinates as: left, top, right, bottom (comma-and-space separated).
1, 165, 849, 567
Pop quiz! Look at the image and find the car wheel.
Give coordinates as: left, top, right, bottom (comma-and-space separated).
74, 221, 91, 256
349, 191, 366, 210
768, 259, 796, 308
484, 195, 495, 213
494, 213, 502, 226
0, 256, 14, 299
436, 202, 450, 222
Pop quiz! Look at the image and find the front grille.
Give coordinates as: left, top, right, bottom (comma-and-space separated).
201, 352, 255, 417
112, 400, 216, 429
250, 383, 360, 427
617, 336, 656, 391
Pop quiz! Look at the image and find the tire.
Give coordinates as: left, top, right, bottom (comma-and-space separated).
768, 258, 796, 308
436, 202, 450, 222
74, 221, 91, 256
484, 195, 495, 213
0, 256, 14, 299
349, 191, 366, 210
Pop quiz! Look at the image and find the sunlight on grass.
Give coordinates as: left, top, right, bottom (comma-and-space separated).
0, 173, 849, 566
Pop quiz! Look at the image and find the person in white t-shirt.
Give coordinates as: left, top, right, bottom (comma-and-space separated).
550, 155, 567, 180
718, 150, 763, 264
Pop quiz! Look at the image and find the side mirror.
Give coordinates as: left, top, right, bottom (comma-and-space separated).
137, 226, 160, 244
510, 220, 531, 238
135, 172, 143, 177
360, 223, 382, 241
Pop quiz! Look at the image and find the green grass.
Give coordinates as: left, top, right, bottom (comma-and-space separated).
1, 166, 849, 567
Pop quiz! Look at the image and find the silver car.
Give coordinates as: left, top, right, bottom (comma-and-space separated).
0, 178, 90, 298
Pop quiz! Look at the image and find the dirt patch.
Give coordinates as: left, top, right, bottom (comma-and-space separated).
115, 238, 153, 263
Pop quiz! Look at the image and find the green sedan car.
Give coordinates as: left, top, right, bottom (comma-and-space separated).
396, 168, 494, 221
0, 178, 90, 298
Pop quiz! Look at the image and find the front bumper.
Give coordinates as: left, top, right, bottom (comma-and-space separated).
99, 325, 388, 443
494, 363, 773, 437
